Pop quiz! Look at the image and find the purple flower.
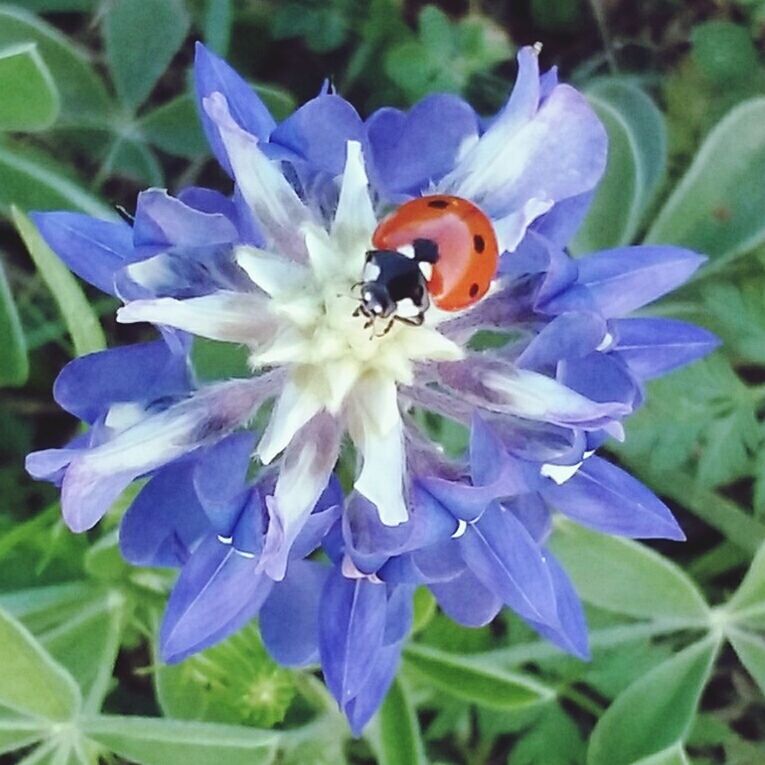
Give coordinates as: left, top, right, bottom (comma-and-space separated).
27, 42, 719, 734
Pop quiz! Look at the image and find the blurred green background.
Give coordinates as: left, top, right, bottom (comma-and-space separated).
2, 1, 765, 763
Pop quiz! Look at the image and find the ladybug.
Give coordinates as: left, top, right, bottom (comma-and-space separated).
355, 195, 499, 333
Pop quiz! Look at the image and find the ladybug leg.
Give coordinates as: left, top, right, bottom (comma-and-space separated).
394, 313, 425, 327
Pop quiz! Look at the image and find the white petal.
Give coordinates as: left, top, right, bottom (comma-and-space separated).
256, 374, 324, 464
493, 197, 555, 253
348, 376, 408, 526
235, 245, 310, 297
540, 461, 583, 485
260, 412, 341, 580
332, 140, 377, 269
394, 325, 464, 363
303, 223, 340, 283
117, 292, 275, 344
203, 92, 311, 257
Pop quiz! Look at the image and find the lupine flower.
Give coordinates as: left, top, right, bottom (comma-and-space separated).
27, 42, 718, 734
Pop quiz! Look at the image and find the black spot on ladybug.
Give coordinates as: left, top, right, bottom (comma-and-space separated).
473, 234, 485, 253
469, 283, 480, 297
427, 198, 449, 209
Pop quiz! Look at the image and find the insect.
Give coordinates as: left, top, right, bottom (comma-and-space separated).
355, 195, 499, 334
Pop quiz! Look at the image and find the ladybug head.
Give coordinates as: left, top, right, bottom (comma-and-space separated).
359, 282, 396, 320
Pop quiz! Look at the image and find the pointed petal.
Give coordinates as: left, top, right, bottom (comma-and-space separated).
348, 377, 408, 526
613, 318, 720, 380
160, 534, 273, 663
459, 502, 559, 625
261, 412, 341, 580
235, 245, 311, 297
202, 91, 311, 256
117, 291, 275, 344
31, 212, 134, 295
60, 376, 281, 531
260, 560, 329, 667
331, 140, 377, 271
543, 456, 685, 540
194, 42, 275, 176
318, 568, 388, 705
547, 246, 706, 317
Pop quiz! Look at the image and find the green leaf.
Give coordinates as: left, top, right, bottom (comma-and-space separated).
0, 5, 109, 121
0, 604, 81, 721
0, 42, 59, 131
376, 678, 425, 765
646, 97, 765, 261
140, 94, 208, 159
614, 355, 759, 489
191, 338, 251, 382
0, 258, 28, 387
104, 0, 190, 111
728, 538, 765, 618
587, 637, 718, 765
40, 591, 125, 712
550, 520, 709, 622
509, 704, 586, 765
692, 21, 759, 85
203, 0, 233, 56
633, 744, 691, 765
0, 137, 112, 217
82, 715, 278, 765
728, 628, 765, 695
403, 643, 554, 710
0, 582, 100, 634
0, 716, 46, 757
573, 79, 666, 252
12, 207, 106, 356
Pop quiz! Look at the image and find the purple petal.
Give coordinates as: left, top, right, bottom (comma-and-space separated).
504, 492, 552, 544
193, 42, 275, 176
53, 340, 191, 424
31, 212, 134, 295
547, 246, 706, 317
192, 431, 255, 535
344, 641, 404, 736
160, 534, 274, 663
383, 585, 414, 646
516, 311, 607, 372
613, 318, 720, 380
269, 94, 365, 176
177, 186, 239, 221
530, 191, 594, 249
366, 94, 479, 196
119, 460, 209, 567
412, 539, 466, 583
558, 352, 639, 410
543, 456, 685, 540
133, 189, 237, 250
318, 568, 388, 705
459, 502, 559, 625
260, 560, 329, 667
429, 567, 502, 627
523, 552, 589, 659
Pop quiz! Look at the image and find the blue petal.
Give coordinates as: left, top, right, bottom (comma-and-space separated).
504, 493, 552, 544
160, 534, 273, 663
192, 431, 256, 535
344, 641, 404, 736
523, 552, 589, 659
548, 246, 705, 317
177, 186, 239, 221
193, 42, 275, 176
459, 502, 559, 625
412, 539, 465, 583
366, 94, 479, 196
133, 189, 238, 251
31, 212, 134, 295
517, 311, 607, 372
290, 480, 343, 559
269, 94, 365, 176
558, 352, 639, 410
429, 567, 502, 627
260, 559, 329, 667
383, 584, 414, 646
530, 191, 594, 248
231, 489, 267, 556
543, 456, 685, 540
318, 568, 388, 705
613, 318, 720, 380
120, 459, 209, 567
53, 340, 191, 424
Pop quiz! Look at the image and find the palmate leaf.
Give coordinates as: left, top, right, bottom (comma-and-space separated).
587, 636, 719, 765
508, 704, 586, 765
374, 678, 426, 765
0, 258, 28, 387
614, 354, 761, 489
0, 42, 59, 131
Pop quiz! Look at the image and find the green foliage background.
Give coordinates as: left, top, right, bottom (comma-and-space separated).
1, 1, 765, 763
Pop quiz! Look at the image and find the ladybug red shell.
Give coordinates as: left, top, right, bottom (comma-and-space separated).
371, 195, 499, 312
